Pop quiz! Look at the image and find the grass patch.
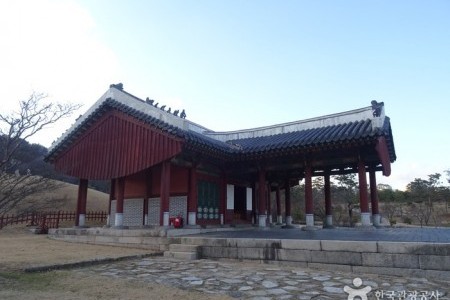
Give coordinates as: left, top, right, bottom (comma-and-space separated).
0, 270, 68, 291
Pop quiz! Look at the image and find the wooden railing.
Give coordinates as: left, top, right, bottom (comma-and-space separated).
0, 211, 108, 232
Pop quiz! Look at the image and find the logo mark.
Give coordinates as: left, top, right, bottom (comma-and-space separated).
343, 277, 372, 300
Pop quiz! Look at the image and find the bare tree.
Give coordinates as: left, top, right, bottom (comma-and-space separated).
383, 201, 403, 226
312, 177, 326, 223
405, 174, 445, 227
0, 92, 81, 216
334, 174, 358, 226
0, 173, 65, 214
409, 201, 434, 227
444, 169, 450, 212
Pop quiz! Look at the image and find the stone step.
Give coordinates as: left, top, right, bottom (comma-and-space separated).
169, 243, 200, 253
164, 251, 198, 260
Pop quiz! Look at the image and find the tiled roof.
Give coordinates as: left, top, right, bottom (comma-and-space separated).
104, 98, 183, 136
46, 98, 185, 160
183, 130, 239, 154
229, 119, 375, 152
46, 86, 396, 163
184, 118, 396, 162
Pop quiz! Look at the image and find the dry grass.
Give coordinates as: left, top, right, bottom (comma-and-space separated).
0, 227, 151, 272
2, 179, 110, 216
379, 201, 450, 227
0, 227, 231, 300
2, 177, 110, 215
42, 181, 110, 212
1, 270, 231, 300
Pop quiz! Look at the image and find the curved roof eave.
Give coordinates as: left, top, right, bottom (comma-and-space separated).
45, 85, 396, 165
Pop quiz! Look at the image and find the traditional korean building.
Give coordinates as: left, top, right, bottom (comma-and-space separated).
45, 84, 396, 228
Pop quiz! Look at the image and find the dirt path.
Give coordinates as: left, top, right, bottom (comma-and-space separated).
0, 227, 231, 300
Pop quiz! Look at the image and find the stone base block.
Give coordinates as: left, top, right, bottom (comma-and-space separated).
169, 244, 200, 253
285, 216, 292, 225
308, 262, 352, 273
164, 251, 198, 260
306, 214, 314, 227
321, 240, 377, 253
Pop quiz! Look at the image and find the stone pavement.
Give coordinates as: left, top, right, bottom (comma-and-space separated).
79, 256, 449, 300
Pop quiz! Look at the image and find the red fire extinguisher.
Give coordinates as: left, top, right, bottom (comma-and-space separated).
173, 216, 183, 228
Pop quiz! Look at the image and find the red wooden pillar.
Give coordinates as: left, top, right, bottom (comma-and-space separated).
76, 179, 88, 227
115, 177, 125, 227
187, 165, 198, 226
75, 181, 81, 227
284, 179, 292, 225
369, 168, 380, 226
143, 169, 152, 226
305, 163, 314, 227
324, 172, 333, 227
358, 159, 371, 226
276, 186, 282, 224
160, 161, 171, 226
107, 179, 115, 226
258, 168, 267, 227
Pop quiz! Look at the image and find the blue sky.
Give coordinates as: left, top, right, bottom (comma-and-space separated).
1, 0, 449, 190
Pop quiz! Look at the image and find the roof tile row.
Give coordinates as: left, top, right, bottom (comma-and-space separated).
47, 97, 396, 163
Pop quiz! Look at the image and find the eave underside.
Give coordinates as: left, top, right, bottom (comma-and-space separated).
47, 103, 394, 181
179, 138, 388, 185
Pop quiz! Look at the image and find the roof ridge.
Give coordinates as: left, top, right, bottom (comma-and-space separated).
46, 85, 394, 163
204, 107, 377, 142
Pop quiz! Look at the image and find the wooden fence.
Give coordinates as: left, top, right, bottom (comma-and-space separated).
0, 211, 108, 232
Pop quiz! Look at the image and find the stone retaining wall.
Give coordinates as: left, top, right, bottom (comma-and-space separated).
49, 228, 178, 251
48, 226, 242, 251
49, 228, 450, 280
181, 237, 450, 280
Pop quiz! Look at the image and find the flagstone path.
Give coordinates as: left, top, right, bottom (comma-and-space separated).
79, 257, 448, 300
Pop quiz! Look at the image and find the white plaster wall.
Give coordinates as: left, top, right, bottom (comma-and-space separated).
169, 196, 187, 223
148, 197, 160, 225
246, 187, 253, 211
123, 198, 144, 227
110, 199, 144, 226
110, 200, 116, 226
227, 184, 234, 210
108, 199, 144, 227
146, 196, 188, 225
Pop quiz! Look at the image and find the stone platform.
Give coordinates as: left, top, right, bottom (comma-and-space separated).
48, 226, 450, 280
48, 225, 248, 251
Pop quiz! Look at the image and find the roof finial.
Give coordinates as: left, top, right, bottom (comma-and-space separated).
109, 83, 123, 90
371, 100, 384, 117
